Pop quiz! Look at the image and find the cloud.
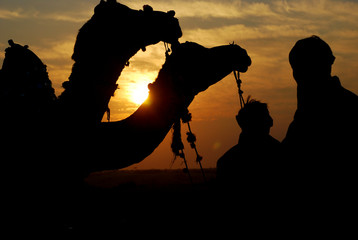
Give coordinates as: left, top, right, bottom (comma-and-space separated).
0, 8, 26, 19
128, 44, 167, 73
32, 39, 74, 61
127, 0, 279, 19
0, 6, 90, 23
183, 23, 317, 47
171, 0, 358, 43
41, 12, 90, 23
127, 0, 354, 27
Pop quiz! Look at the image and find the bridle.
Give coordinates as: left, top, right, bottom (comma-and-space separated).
163, 42, 207, 183
164, 41, 248, 184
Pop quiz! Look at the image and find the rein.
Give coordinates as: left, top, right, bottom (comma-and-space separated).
167, 43, 247, 184
234, 70, 246, 108
231, 41, 246, 108
164, 43, 207, 183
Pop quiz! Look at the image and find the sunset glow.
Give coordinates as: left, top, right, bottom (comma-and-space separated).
1, 0, 358, 169
129, 82, 149, 105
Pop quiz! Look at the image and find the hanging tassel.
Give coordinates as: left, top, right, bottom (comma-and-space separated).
171, 118, 193, 183
171, 118, 184, 158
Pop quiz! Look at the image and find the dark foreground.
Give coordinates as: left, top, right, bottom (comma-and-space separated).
66, 168, 268, 237
81, 168, 357, 238
81, 169, 221, 234
4, 168, 354, 237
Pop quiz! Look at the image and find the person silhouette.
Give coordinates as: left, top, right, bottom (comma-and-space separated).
281, 36, 358, 233
282, 36, 358, 182
216, 97, 280, 190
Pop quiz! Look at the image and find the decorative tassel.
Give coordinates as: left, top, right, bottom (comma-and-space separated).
171, 118, 184, 157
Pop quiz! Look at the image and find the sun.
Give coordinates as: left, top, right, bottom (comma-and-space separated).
129, 82, 149, 105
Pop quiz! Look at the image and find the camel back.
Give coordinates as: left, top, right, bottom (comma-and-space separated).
0, 40, 56, 123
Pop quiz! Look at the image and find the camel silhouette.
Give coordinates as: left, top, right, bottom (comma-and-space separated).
0, 0, 185, 198
58, 0, 182, 124
0, 1, 251, 233
0, 40, 56, 122
95, 41, 251, 171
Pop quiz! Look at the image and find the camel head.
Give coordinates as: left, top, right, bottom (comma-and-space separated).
151, 41, 251, 100
72, 0, 182, 62
138, 5, 182, 48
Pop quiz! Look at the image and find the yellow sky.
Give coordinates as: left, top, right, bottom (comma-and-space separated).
1, 0, 358, 169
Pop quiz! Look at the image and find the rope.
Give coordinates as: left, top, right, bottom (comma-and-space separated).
181, 109, 207, 183
230, 41, 246, 108
171, 109, 207, 184
179, 149, 193, 184
234, 70, 245, 108
171, 118, 193, 183
165, 42, 206, 183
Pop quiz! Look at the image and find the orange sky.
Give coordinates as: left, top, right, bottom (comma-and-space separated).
1, 0, 358, 169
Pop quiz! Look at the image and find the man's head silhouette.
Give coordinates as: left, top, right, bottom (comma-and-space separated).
236, 97, 273, 135
289, 35, 335, 85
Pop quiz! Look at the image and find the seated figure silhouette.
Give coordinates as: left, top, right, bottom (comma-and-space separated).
282, 36, 358, 185
216, 97, 280, 190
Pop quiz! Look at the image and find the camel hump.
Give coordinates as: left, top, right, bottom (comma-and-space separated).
0, 40, 56, 121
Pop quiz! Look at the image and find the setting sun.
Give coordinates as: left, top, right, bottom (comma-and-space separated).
129, 82, 150, 105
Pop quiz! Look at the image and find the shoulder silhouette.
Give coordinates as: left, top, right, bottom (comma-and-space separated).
283, 35, 358, 160
216, 97, 280, 189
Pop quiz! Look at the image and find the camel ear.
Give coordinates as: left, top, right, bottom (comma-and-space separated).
143, 5, 153, 12
167, 10, 175, 17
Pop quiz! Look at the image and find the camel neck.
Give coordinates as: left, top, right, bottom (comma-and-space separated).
58, 59, 126, 124
126, 81, 184, 130
93, 84, 184, 171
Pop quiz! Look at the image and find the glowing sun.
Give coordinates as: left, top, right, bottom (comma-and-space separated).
129, 82, 149, 105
